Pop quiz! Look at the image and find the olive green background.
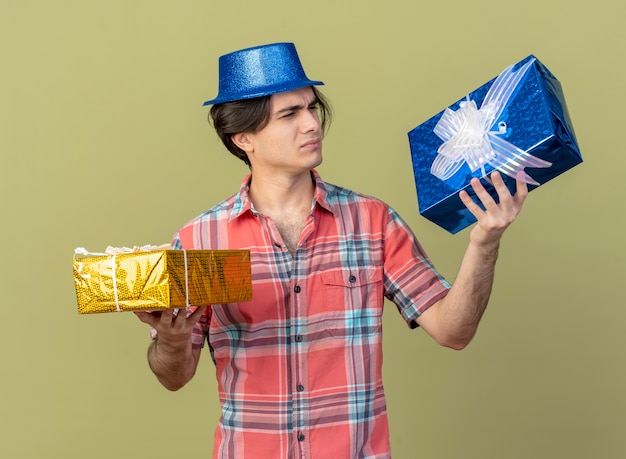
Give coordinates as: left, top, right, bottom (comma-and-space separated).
1, 0, 623, 458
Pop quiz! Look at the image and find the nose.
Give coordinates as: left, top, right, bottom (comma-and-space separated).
301, 108, 321, 133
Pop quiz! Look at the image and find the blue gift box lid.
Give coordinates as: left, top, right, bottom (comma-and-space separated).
408, 55, 582, 234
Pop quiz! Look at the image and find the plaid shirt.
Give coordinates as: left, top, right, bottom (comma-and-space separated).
172, 170, 450, 459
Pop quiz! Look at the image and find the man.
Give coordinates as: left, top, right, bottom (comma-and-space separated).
135, 42, 527, 458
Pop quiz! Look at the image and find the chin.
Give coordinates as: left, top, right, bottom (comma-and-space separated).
309, 152, 323, 169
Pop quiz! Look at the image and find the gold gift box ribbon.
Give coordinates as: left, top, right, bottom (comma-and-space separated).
73, 248, 252, 314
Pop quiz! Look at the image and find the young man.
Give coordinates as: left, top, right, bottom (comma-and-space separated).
135, 42, 528, 459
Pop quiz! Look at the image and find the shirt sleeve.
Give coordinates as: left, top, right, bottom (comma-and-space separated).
382, 206, 451, 328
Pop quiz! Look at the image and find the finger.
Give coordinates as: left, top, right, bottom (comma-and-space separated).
134, 311, 161, 328
459, 186, 485, 219
467, 177, 500, 212
474, 177, 497, 206
188, 305, 208, 324
160, 308, 178, 326
514, 173, 529, 204
490, 171, 510, 197
168, 306, 208, 331
489, 171, 516, 209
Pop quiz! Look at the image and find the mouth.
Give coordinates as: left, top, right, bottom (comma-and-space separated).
301, 138, 322, 149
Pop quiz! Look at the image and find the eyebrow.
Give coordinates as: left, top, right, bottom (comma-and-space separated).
273, 98, 319, 116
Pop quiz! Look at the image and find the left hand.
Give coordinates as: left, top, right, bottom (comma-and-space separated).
459, 171, 528, 246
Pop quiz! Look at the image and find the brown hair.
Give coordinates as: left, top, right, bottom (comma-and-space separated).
209, 87, 332, 167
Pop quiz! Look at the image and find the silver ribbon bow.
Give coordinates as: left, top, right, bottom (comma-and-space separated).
431, 58, 551, 185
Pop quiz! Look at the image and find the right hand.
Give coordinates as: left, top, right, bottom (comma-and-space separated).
134, 306, 207, 350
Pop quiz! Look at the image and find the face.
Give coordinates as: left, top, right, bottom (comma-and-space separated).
234, 87, 323, 175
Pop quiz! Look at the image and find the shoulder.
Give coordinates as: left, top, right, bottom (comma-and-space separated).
173, 193, 238, 248
320, 180, 401, 230
180, 194, 236, 229
322, 180, 389, 210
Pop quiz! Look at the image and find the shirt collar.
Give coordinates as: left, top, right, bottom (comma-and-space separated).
229, 169, 335, 222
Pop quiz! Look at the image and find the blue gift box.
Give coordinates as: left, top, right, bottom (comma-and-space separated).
408, 55, 582, 234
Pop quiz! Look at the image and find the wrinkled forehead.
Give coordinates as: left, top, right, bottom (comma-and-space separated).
269, 87, 316, 110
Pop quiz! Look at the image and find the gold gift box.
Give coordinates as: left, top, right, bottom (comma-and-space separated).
73, 249, 252, 314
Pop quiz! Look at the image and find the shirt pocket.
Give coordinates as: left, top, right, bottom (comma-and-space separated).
320, 264, 383, 339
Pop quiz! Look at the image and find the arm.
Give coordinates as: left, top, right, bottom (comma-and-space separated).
134, 306, 207, 391
416, 172, 528, 350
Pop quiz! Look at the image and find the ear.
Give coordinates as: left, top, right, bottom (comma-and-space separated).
231, 132, 254, 153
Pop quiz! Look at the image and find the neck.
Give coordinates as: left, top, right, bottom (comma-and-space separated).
248, 169, 315, 216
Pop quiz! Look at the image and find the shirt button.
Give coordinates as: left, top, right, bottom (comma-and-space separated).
297, 433, 305, 442
297, 384, 304, 392
294, 285, 301, 293
349, 275, 357, 283
295, 334, 303, 342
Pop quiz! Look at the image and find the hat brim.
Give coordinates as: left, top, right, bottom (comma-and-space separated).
202, 80, 324, 106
